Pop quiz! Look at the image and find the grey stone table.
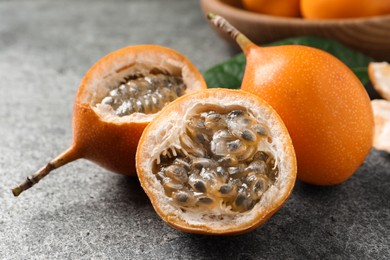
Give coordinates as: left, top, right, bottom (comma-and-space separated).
1, 0, 389, 259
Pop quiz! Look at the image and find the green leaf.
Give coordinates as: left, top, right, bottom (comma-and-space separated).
203, 53, 246, 89
203, 36, 374, 89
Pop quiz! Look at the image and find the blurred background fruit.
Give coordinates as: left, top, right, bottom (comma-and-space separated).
201, 0, 390, 61
301, 0, 390, 19
241, 0, 300, 17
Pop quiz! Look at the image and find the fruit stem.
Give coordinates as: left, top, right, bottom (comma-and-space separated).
11, 146, 80, 197
207, 13, 256, 54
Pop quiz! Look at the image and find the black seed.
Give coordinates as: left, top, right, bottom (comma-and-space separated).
253, 151, 269, 161
241, 130, 255, 141
241, 118, 251, 125
197, 197, 213, 204
227, 140, 242, 152
235, 193, 246, 206
126, 74, 140, 81
254, 125, 267, 136
196, 134, 207, 143
176, 192, 189, 203
228, 110, 244, 119
219, 184, 233, 194
253, 180, 265, 193
175, 81, 186, 95
206, 112, 222, 122
194, 181, 207, 193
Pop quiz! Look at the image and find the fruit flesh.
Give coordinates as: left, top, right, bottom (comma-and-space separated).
153, 106, 278, 213
98, 65, 187, 116
136, 88, 297, 234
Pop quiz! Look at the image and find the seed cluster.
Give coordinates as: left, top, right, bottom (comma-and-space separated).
154, 108, 278, 213
100, 68, 187, 116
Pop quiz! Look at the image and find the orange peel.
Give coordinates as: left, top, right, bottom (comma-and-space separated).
371, 99, 390, 153
369, 61, 390, 101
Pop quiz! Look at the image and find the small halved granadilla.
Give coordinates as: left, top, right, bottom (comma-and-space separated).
12, 45, 206, 196
136, 89, 297, 235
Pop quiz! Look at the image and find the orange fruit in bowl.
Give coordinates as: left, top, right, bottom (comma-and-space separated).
301, 0, 390, 19
136, 88, 297, 234
208, 14, 374, 186
241, 0, 301, 17
12, 45, 206, 196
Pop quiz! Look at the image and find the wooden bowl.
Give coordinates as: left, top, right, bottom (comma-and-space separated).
200, 0, 390, 61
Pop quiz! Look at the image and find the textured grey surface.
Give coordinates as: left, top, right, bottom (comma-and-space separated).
1, 0, 389, 259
